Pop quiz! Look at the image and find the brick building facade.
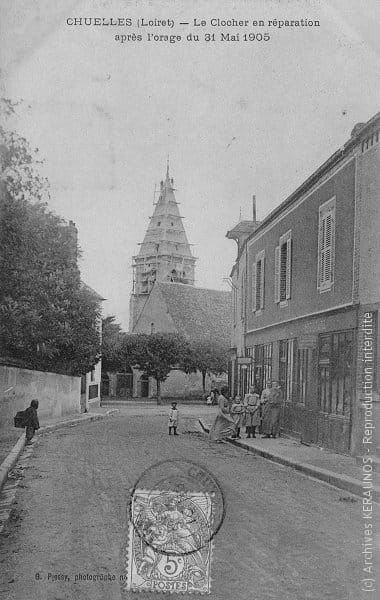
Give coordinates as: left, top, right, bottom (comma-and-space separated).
228, 113, 380, 455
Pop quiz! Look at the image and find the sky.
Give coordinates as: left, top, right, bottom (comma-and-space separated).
1, 0, 380, 330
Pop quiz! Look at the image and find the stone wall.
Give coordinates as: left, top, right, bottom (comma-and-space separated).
0, 365, 81, 433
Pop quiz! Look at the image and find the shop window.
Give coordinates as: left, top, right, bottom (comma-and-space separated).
296, 348, 311, 404
279, 338, 296, 401
252, 343, 273, 395
318, 330, 353, 416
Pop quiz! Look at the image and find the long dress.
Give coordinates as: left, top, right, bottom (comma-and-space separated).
243, 393, 261, 428
261, 387, 283, 436
230, 401, 245, 429
209, 395, 236, 441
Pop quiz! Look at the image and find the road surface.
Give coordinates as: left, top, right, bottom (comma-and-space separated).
0, 406, 374, 600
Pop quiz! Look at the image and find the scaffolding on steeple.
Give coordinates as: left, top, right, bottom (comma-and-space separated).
130, 163, 196, 299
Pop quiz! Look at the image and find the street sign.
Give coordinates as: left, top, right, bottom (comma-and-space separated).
237, 357, 252, 365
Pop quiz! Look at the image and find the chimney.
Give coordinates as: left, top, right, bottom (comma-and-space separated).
252, 195, 256, 223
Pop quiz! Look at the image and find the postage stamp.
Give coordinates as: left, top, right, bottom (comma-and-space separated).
125, 489, 213, 594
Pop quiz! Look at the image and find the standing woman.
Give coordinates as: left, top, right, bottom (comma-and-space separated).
243, 386, 261, 438
261, 381, 283, 438
230, 395, 245, 438
209, 387, 236, 442
260, 381, 272, 434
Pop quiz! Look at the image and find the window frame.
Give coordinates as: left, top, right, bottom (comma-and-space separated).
279, 338, 296, 402
318, 329, 354, 417
296, 348, 312, 405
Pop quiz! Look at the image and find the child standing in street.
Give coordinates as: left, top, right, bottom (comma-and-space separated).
168, 402, 179, 436
244, 386, 261, 438
230, 395, 245, 439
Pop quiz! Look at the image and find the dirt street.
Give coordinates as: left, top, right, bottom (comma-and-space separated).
0, 407, 374, 600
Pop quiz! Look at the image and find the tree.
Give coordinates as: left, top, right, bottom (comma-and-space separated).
101, 316, 127, 373
0, 98, 102, 375
123, 333, 187, 405
179, 340, 229, 393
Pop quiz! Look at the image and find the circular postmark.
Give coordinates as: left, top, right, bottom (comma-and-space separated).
129, 459, 225, 557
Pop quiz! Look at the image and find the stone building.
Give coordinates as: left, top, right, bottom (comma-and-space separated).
132, 281, 231, 398
228, 112, 380, 455
127, 164, 231, 400
129, 164, 196, 331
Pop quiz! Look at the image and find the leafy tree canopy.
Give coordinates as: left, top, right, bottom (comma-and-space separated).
0, 98, 101, 375
121, 333, 188, 404
179, 339, 229, 392
101, 316, 128, 373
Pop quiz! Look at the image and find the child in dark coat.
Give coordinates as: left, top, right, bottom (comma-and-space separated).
24, 399, 40, 444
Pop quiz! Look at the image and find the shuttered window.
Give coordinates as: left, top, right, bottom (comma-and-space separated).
280, 243, 288, 301
318, 198, 335, 292
275, 230, 292, 303
252, 250, 265, 312
251, 263, 256, 311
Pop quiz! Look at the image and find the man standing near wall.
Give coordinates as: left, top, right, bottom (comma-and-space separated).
24, 400, 40, 444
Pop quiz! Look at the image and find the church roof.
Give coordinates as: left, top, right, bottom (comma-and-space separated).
156, 282, 231, 346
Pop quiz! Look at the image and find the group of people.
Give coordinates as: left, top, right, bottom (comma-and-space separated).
209, 382, 283, 442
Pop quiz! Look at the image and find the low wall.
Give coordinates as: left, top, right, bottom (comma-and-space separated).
0, 365, 81, 432
160, 370, 210, 398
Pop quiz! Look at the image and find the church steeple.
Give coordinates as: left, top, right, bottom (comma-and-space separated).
129, 164, 197, 329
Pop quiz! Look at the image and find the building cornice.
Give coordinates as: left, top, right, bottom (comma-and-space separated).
245, 302, 355, 335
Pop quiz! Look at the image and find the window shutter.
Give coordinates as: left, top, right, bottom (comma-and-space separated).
255, 260, 261, 310
324, 213, 332, 284
241, 272, 246, 321
252, 263, 256, 312
324, 210, 335, 285
274, 246, 280, 303
317, 216, 324, 289
260, 257, 265, 309
318, 199, 336, 291
285, 237, 292, 299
